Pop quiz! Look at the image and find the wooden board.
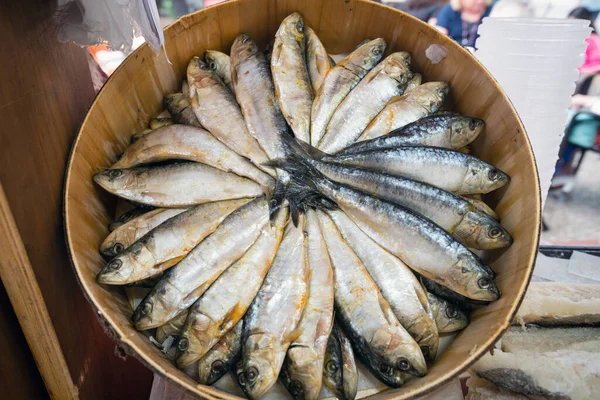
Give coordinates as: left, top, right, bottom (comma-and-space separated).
0, 281, 48, 399
64, 0, 541, 398
0, 0, 153, 398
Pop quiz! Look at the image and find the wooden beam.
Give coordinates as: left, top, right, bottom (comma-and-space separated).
0, 182, 78, 399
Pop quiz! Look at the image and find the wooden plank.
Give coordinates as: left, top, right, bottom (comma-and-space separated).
0, 182, 78, 399
0, 281, 49, 399
0, 1, 154, 398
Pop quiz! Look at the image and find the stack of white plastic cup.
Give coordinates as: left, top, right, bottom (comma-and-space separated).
475, 18, 591, 207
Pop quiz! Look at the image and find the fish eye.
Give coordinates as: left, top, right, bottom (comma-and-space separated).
461, 266, 469, 273
208, 61, 217, 70
109, 169, 123, 178
290, 380, 303, 395
488, 227, 502, 238
245, 366, 259, 382
372, 46, 383, 55
488, 169, 500, 181
420, 346, 429, 355
113, 243, 125, 254
469, 120, 478, 130
211, 360, 225, 374
478, 277, 492, 289
140, 301, 153, 316
107, 259, 122, 271
445, 306, 459, 319
237, 372, 246, 386
397, 358, 411, 371
295, 21, 304, 33
177, 337, 189, 352
241, 35, 251, 44
326, 360, 338, 373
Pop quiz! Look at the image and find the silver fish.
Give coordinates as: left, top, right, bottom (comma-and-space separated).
325, 146, 510, 195
323, 323, 357, 400
100, 208, 187, 259
317, 212, 427, 377
197, 320, 243, 385
327, 209, 439, 361
272, 13, 313, 143
187, 57, 272, 173
341, 113, 484, 155
310, 38, 386, 147
231, 34, 291, 161
205, 50, 234, 93
176, 206, 288, 367
281, 209, 334, 400
319, 52, 412, 153
111, 124, 274, 191
358, 82, 449, 141
427, 292, 469, 333
94, 163, 263, 207
311, 161, 512, 250
305, 26, 334, 95
97, 199, 250, 285
303, 175, 500, 302
242, 216, 308, 400
132, 198, 270, 330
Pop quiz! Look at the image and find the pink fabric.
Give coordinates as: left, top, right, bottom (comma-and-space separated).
579, 34, 600, 74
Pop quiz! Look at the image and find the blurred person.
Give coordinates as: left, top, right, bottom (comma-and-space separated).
489, 0, 534, 17
570, 7, 600, 76
395, 0, 449, 24
434, 0, 493, 48
552, 6, 600, 188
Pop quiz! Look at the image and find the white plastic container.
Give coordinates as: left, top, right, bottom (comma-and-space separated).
475, 17, 591, 207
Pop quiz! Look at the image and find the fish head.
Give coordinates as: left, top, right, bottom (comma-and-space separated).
462, 160, 510, 194
187, 57, 219, 88
235, 359, 251, 395
384, 52, 412, 85
455, 211, 513, 250
204, 50, 227, 76
453, 254, 501, 302
323, 335, 344, 395
96, 254, 132, 284
373, 361, 406, 387
132, 282, 180, 330
99, 235, 127, 259
371, 326, 428, 377
94, 168, 138, 192
278, 12, 305, 49
415, 321, 440, 363
412, 82, 448, 111
450, 116, 485, 148
231, 34, 261, 64
282, 346, 323, 400
355, 38, 387, 70
439, 301, 469, 332
198, 353, 231, 385
243, 335, 284, 400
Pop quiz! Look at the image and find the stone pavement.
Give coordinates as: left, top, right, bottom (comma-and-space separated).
541, 152, 600, 246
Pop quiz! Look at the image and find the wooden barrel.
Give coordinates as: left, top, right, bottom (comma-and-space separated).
64, 0, 541, 398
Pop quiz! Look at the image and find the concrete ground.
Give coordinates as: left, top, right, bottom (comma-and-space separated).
541, 151, 600, 246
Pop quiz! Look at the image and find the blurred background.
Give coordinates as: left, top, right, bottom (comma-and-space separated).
89, 0, 600, 247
